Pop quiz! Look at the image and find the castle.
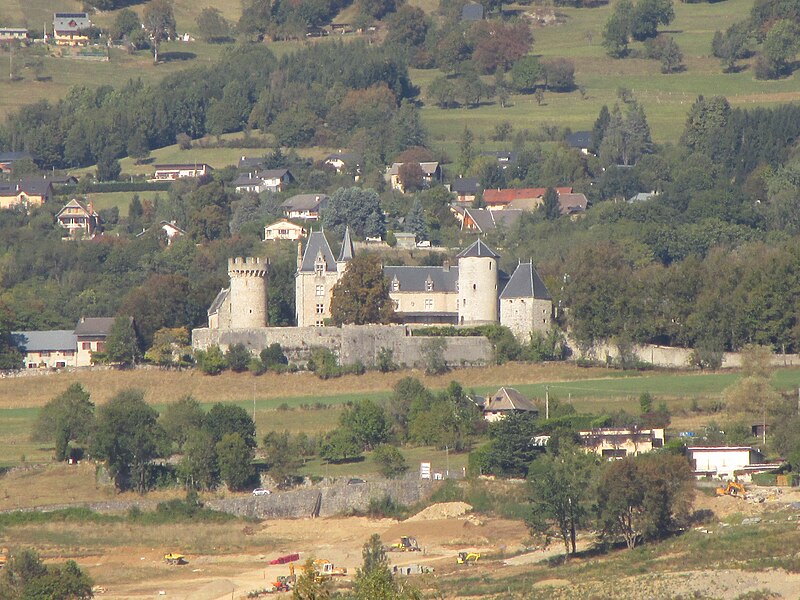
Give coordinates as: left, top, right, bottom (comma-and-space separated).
205, 230, 553, 342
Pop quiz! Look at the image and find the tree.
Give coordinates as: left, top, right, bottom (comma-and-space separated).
143, 0, 177, 64
723, 344, 780, 443
160, 395, 206, 450
319, 427, 363, 463
526, 444, 598, 556
323, 187, 386, 240
385, 6, 429, 50
260, 343, 288, 370
352, 534, 420, 600
178, 428, 219, 490
127, 129, 150, 164
458, 126, 475, 174
405, 200, 428, 241
759, 20, 800, 79
196, 345, 227, 375
680, 95, 730, 158
330, 254, 396, 326
31, 383, 95, 462
373, 444, 408, 478
510, 56, 543, 92
105, 316, 141, 366
292, 558, 331, 600
96, 150, 121, 182
341, 399, 391, 450
436, 27, 472, 75
470, 20, 533, 74
711, 22, 750, 72
421, 337, 448, 375
630, 0, 674, 41
112, 8, 141, 40
263, 430, 303, 487
645, 35, 683, 73
196, 7, 231, 42
427, 76, 457, 108
542, 58, 575, 92
225, 342, 251, 372
216, 432, 255, 491
475, 412, 541, 477
542, 187, 561, 220
397, 162, 425, 193
145, 327, 192, 367
602, 0, 632, 57
0, 550, 93, 600
92, 389, 164, 492
597, 453, 694, 548
205, 403, 257, 447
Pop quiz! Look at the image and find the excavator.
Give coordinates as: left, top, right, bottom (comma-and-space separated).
164, 553, 187, 565
716, 481, 746, 499
456, 551, 480, 564
388, 536, 420, 552
311, 559, 347, 582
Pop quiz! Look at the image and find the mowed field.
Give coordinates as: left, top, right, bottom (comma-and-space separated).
2, 363, 800, 468
2, 0, 799, 146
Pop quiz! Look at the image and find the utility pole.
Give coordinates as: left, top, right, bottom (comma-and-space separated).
545, 386, 550, 420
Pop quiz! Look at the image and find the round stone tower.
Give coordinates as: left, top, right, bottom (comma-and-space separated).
228, 256, 268, 328
457, 240, 499, 325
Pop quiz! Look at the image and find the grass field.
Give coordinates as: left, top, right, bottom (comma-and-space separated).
2, 364, 799, 466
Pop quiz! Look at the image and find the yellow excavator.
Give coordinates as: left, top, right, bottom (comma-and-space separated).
715, 481, 746, 499
164, 553, 187, 565
311, 559, 347, 583
388, 536, 420, 552
457, 551, 480, 564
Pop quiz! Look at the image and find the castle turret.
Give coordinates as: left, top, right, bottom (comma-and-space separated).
457, 239, 500, 325
228, 256, 268, 328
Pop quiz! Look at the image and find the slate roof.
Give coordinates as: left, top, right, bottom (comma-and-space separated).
461, 2, 484, 21
499, 262, 551, 300
481, 150, 517, 163
463, 208, 522, 232
12, 330, 76, 352
452, 177, 480, 195
0, 178, 53, 197
56, 198, 95, 219
339, 226, 355, 262
388, 162, 440, 176
154, 163, 213, 170
325, 152, 362, 166
0, 151, 33, 164
239, 156, 266, 170
73, 317, 115, 337
281, 194, 329, 211
457, 239, 500, 259
208, 288, 229, 316
300, 231, 337, 272
627, 192, 657, 203
258, 168, 292, 180
384, 266, 459, 293
483, 187, 573, 206
232, 173, 264, 187
565, 131, 593, 149
485, 387, 538, 413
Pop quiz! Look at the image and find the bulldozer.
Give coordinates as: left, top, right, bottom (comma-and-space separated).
388, 536, 420, 552
716, 481, 746, 499
456, 551, 480, 564
164, 553, 187, 565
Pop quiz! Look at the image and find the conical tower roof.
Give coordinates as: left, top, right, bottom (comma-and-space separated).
456, 239, 500, 259
339, 226, 355, 262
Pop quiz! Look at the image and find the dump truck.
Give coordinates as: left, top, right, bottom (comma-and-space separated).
388, 536, 420, 552
164, 553, 187, 565
457, 551, 480, 564
716, 481, 746, 499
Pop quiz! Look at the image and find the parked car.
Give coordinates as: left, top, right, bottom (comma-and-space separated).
252, 488, 271, 496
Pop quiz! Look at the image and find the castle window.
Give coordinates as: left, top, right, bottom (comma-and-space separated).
425, 279, 433, 291
424, 298, 433, 310
392, 278, 400, 292
315, 319, 324, 327
472, 284, 476, 290
316, 303, 324, 314
315, 261, 324, 276
489, 263, 492, 270
315, 285, 324, 297
393, 300, 399, 310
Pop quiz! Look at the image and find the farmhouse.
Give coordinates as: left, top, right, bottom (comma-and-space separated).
457, 207, 523, 233
281, 194, 328, 220
687, 446, 781, 481
579, 428, 665, 459
52, 12, 91, 46
152, 164, 213, 181
324, 152, 362, 180
12, 330, 77, 369
483, 187, 573, 210
451, 177, 481, 205
265, 220, 306, 241
0, 151, 33, 173
56, 198, 99, 238
386, 162, 443, 192
74, 317, 116, 367
0, 178, 53, 210
481, 387, 539, 422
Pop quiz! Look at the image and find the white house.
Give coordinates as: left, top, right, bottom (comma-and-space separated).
481, 387, 539, 422
265, 219, 306, 241
152, 164, 213, 181
687, 446, 780, 481
281, 194, 328, 220
579, 428, 665, 459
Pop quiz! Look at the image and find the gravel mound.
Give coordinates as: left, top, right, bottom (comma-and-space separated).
406, 502, 473, 521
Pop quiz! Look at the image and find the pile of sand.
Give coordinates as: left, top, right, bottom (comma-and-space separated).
406, 502, 472, 521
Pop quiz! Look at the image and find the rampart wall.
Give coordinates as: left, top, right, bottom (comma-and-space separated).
192, 325, 493, 368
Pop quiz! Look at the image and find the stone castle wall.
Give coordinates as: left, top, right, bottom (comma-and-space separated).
192, 324, 493, 368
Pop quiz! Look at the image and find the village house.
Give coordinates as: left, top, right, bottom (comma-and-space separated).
151, 163, 213, 181
56, 198, 100, 238
12, 330, 77, 369
687, 446, 781, 481
0, 28, 29, 43
386, 162, 443, 192
456, 207, 523, 233
324, 152, 362, 181
0, 151, 33, 173
238, 156, 267, 171
74, 317, 115, 367
461, 2, 484, 21
557, 192, 589, 216
479, 387, 539, 422
565, 131, 594, 155
579, 427, 665, 459
451, 177, 481, 205
0, 178, 54, 210
233, 168, 294, 193
135, 221, 187, 245
264, 219, 306, 241
481, 151, 517, 169
52, 12, 91, 46
483, 187, 573, 210
281, 194, 328, 220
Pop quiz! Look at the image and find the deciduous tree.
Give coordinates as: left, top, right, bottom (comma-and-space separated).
32, 383, 95, 461
330, 254, 396, 326
143, 0, 177, 64
216, 432, 255, 491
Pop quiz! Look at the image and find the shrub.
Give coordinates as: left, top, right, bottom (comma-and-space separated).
373, 444, 408, 478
